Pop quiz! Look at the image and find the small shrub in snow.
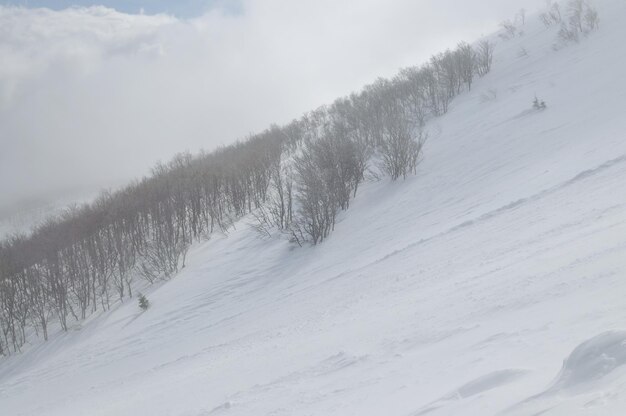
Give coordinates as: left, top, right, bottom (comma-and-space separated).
533, 96, 547, 110
517, 47, 529, 58
138, 293, 150, 311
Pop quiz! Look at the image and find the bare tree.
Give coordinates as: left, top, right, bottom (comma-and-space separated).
455, 42, 476, 91
379, 105, 427, 181
583, 2, 599, 31
499, 20, 517, 40
540, 1, 563, 27
475, 40, 495, 77
558, 0, 599, 43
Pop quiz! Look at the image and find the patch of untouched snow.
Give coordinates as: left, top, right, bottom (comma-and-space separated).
449, 369, 529, 399
3, 1, 626, 415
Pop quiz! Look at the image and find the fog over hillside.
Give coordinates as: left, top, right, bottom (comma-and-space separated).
0, 0, 543, 224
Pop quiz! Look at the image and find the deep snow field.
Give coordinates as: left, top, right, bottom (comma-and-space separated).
3, 1, 626, 415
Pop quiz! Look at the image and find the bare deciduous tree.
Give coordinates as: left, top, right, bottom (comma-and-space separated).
475, 40, 495, 77
499, 20, 517, 40
558, 0, 599, 43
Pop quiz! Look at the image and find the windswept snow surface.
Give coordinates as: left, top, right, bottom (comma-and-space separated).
3, 1, 626, 415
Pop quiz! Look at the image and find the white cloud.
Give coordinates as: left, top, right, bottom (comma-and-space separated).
0, 0, 545, 209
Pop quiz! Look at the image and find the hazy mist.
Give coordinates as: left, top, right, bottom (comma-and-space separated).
0, 0, 544, 214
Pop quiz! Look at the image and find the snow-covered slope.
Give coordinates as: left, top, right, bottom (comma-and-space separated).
3, 1, 626, 415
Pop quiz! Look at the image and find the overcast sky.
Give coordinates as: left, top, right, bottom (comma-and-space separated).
0, 0, 546, 213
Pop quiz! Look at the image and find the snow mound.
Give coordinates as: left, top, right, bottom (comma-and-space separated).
505, 332, 626, 415
551, 331, 626, 390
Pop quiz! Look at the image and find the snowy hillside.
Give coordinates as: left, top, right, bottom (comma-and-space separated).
3, 1, 626, 415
